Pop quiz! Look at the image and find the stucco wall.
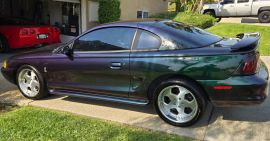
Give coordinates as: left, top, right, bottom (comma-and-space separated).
84, 0, 168, 30
120, 0, 168, 20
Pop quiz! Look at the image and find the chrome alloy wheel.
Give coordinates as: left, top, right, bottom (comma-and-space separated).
158, 85, 198, 123
18, 69, 40, 97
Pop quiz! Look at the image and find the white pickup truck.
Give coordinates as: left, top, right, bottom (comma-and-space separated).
201, 0, 270, 23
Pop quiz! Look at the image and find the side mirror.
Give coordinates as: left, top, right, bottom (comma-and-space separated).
63, 46, 73, 56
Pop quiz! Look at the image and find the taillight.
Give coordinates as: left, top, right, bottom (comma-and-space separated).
48, 27, 53, 33
20, 29, 29, 35
54, 27, 60, 32
29, 29, 36, 34
236, 53, 260, 75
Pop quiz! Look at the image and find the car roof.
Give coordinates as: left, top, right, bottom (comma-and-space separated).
91, 19, 171, 31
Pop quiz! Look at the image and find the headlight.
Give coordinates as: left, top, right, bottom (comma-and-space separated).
2, 60, 7, 69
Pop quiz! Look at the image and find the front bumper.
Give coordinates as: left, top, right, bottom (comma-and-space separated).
200, 62, 269, 107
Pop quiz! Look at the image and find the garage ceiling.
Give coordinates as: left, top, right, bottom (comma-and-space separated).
53, 0, 80, 3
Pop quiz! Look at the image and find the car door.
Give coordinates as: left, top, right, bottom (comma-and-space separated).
218, 0, 236, 16
130, 29, 162, 100
236, 0, 252, 16
46, 27, 136, 97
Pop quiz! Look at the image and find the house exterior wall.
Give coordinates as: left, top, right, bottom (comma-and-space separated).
120, 0, 168, 20
83, 0, 168, 31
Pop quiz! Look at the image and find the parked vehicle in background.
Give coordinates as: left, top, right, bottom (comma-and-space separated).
0, 17, 61, 53
201, 0, 270, 23
1, 20, 269, 127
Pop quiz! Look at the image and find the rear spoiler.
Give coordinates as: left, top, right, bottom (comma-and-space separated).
231, 32, 260, 52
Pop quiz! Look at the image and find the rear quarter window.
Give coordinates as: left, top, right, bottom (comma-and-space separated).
135, 30, 161, 50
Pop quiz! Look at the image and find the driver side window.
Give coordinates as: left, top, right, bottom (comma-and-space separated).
73, 27, 136, 52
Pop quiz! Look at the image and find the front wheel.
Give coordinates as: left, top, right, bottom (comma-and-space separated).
153, 78, 206, 127
16, 65, 48, 100
258, 11, 270, 23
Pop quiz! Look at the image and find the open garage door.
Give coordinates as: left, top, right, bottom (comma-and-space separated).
0, 0, 81, 39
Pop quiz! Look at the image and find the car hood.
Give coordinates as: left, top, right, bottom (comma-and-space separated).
10, 43, 64, 60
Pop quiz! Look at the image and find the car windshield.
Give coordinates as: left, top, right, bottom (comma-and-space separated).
158, 21, 223, 49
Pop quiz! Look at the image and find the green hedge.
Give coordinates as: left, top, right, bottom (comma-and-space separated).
149, 12, 178, 19
150, 12, 216, 29
98, 0, 121, 24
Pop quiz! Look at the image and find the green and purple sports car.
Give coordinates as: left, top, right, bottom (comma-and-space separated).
1, 20, 269, 127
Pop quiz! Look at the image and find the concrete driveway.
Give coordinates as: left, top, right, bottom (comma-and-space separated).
0, 52, 269, 141
220, 17, 270, 26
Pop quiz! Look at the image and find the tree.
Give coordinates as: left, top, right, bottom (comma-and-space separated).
197, 0, 205, 12
98, 0, 121, 24
170, 0, 205, 13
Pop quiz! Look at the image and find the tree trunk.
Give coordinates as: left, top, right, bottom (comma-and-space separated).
198, 0, 205, 13
191, 0, 199, 13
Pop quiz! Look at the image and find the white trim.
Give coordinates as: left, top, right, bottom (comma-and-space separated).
81, 0, 88, 32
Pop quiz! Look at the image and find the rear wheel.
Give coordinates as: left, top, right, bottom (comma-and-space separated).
0, 35, 9, 53
16, 65, 48, 100
153, 78, 206, 127
258, 11, 270, 23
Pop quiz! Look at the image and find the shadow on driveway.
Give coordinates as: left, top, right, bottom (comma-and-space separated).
241, 18, 260, 23
212, 96, 270, 123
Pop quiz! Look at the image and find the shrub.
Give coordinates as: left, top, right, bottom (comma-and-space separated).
150, 12, 216, 29
149, 12, 178, 19
174, 12, 216, 29
98, 0, 121, 24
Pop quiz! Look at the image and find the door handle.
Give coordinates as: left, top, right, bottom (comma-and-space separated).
244, 4, 249, 6
110, 62, 122, 70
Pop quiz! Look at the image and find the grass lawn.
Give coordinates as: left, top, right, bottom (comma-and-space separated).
0, 107, 191, 141
207, 23, 270, 56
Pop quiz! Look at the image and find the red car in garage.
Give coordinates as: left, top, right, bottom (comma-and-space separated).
0, 17, 61, 53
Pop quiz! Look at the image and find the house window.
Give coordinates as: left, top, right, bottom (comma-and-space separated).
137, 11, 149, 19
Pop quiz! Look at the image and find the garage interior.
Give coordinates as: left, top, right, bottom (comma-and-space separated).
0, 0, 82, 42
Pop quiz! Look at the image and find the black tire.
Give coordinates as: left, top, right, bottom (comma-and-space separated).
153, 78, 207, 127
216, 17, 222, 22
258, 11, 270, 23
0, 35, 9, 53
16, 65, 48, 100
205, 11, 215, 17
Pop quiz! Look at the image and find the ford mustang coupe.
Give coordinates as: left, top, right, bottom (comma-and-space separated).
1, 20, 269, 127
0, 17, 60, 53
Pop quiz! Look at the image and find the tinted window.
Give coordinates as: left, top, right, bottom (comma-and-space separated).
237, 0, 249, 3
158, 21, 222, 49
136, 31, 161, 50
74, 27, 136, 51
222, 0, 235, 4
